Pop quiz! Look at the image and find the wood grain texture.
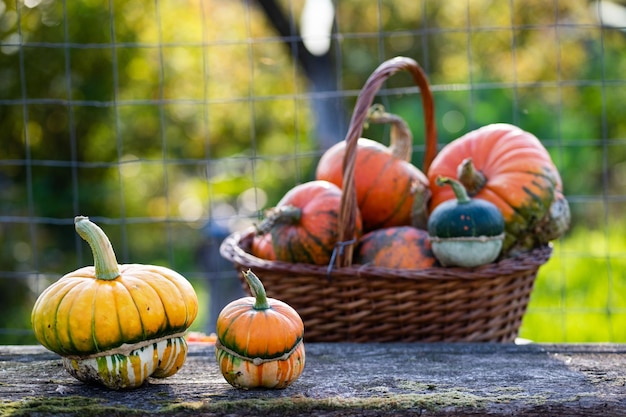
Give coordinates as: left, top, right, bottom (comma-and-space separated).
1, 343, 625, 416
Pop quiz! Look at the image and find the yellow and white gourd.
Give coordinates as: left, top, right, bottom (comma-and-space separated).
31, 216, 199, 390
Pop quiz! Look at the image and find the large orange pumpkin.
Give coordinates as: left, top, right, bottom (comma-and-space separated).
258, 180, 362, 265
315, 57, 437, 232
427, 123, 570, 255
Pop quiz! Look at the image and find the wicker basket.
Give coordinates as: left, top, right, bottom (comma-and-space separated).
220, 56, 552, 343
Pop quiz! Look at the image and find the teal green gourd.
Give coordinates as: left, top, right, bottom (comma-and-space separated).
427, 177, 505, 267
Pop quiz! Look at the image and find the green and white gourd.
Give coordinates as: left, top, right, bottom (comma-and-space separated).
63, 335, 188, 389
428, 176, 505, 267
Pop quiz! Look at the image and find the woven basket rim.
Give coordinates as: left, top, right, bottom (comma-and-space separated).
220, 227, 553, 282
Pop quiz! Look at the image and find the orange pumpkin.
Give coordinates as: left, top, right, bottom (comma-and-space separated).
315, 58, 437, 232
251, 232, 276, 261
215, 270, 305, 389
259, 180, 362, 265
354, 226, 437, 269
427, 123, 570, 255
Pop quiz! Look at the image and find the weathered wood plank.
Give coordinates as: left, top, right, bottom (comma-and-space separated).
1, 343, 625, 416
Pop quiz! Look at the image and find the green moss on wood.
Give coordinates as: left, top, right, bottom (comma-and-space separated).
0, 381, 549, 417
0, 396, 138, 417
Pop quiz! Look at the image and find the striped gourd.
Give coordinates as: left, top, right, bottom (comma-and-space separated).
63, 336, 188, 389
215, 270, 305, 389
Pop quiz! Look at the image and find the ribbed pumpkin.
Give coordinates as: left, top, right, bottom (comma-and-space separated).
427, 177, 505, 267
31, 216, 198, 389
215, 269, 305, 389
316, 106, 434, 232
354, 226, 437, 269
259, 180, 362, 265
427, 123, 570, 255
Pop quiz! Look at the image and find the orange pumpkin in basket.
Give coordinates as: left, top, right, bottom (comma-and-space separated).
316, 57, 438, 233
354, 226, 437, 269
251, 232, 276, 260
316, 106, 434, 232
427, 123, 570, 255
258, 180, 363, 265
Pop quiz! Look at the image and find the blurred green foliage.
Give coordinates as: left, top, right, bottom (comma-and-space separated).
0, 0, 625, 343
521, 221, 626, 342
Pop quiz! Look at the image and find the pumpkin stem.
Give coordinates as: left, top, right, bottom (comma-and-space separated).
457, 158, 487, 195
74, 216, 121, 281
366, 104, 413, 162
436, 176, 471, 204
243, 270, 270, 310
258, 206, 302, 233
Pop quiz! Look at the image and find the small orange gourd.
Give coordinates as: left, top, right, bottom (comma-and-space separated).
215, 270, 305, 389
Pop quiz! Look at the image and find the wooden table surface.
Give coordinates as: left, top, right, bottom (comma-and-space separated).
1, 342, 625, 416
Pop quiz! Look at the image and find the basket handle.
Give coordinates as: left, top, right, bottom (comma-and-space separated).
336, 56, 437, 268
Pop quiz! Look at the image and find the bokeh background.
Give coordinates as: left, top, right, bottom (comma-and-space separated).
1, 0, 625, 344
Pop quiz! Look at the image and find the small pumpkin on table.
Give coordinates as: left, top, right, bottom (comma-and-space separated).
215, 269, 305, 389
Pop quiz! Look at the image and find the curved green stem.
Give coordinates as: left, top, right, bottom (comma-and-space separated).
243, 270, 270, 310
436, 176, 471, 204
366, 104, 413, 162
74, 216, 121, 281
257, 205, 302, 235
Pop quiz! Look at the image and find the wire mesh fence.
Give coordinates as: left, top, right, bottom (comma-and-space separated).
1, 0, 625, 343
